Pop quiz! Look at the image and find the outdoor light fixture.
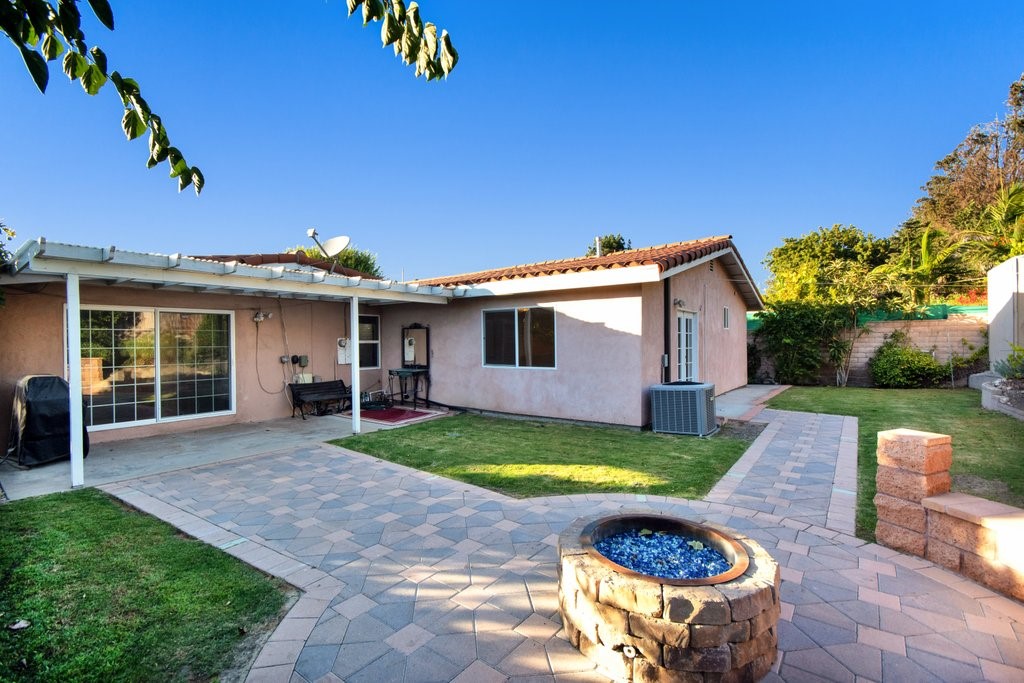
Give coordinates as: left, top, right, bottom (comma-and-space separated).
306, 227, 351, 258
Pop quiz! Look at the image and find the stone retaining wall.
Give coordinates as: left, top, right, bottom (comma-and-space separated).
874, 428, 1024, 601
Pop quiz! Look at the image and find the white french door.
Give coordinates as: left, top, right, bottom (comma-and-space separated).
677, 311, 698, 381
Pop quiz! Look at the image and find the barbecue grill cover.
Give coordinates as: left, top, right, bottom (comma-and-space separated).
6, 375, 89, 467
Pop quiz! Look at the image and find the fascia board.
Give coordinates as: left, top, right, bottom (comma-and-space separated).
21, 258, 449, 305
457, 264, 660, 297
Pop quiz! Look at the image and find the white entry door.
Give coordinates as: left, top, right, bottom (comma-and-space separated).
677, 311, 698, 381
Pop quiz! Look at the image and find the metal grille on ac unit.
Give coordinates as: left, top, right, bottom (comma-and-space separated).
650, 382, 718, 436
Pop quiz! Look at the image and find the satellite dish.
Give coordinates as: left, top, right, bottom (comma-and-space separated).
320, 235, 351, 257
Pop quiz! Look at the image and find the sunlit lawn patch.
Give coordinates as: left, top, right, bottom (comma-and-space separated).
336, 413, 758, 500
766, 387, 1024, 541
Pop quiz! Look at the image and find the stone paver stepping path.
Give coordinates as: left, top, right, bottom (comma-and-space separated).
101, 408, 1024, 682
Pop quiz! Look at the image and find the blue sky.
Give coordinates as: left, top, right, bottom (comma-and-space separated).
2, 1, 1023, 287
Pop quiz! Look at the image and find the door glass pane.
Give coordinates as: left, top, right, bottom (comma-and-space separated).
158, 312, 231, 418
80, 309, 155, 427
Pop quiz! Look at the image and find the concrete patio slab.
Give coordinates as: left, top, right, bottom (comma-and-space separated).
89, 407, 1023, 681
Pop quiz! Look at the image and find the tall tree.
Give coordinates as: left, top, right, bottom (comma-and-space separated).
286, 244, 385, 279
585, 233, 632, 256
762, 225, 890, 302
912, 74, 1024, 237
2, 0, 458, 195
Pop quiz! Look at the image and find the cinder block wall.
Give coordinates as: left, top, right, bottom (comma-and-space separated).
845, 315, 987, 386
749, 315, 987, 386
874, 429, 1024, 601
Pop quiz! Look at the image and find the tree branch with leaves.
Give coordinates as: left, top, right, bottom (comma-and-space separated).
2, 0, 205, 193
2, 0, 459, 197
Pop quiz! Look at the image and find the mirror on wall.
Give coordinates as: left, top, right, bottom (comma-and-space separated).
401, 324, 430, 368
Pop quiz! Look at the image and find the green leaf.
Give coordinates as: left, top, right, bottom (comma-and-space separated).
63, 51, 88, 79
406, 2, 422, 34
421, 22, 437, 60
79, 63, 107, 95
639, 528, 653, 536
177, 173, 192, 192
191, 167, 205, 195
362, 0, 383, 24
400, 27, 420, 65
42, 33, 64, 61
121, 109, 146, 140
380, 12, 402, 46
89, 46, 107, 75
19, 45, 48, 92
86, 0, 115, 30
20, 20, 40, 47
440, 30, 458, 76
346, 0, 363, 16
57, 0, 82, 40
392, 0, 406, 23
686, 540, 704, 551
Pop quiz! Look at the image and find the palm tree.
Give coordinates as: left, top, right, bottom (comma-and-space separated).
982, 183, 1024, 261
875, 227, 965, 307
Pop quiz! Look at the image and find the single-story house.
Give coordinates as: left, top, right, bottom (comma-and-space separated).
0, 235, 762, 485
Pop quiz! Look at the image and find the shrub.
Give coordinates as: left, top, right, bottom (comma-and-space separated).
994, 342, 1024, 380
754, 302, 851, 385
868, 331, 946, 388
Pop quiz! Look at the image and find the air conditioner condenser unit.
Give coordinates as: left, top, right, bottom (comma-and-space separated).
650, 381, 718, 436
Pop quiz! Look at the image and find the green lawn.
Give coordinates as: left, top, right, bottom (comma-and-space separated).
336, 413, 758, 499
0, 489, 291, 682
766, 387, 1024, 541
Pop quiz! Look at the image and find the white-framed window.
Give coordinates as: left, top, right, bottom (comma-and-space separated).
677, 311, 698, 381
723, 306, 730, 330
358, 314, 381, 368
72, 305, 234, 430
482, 306, 556, 368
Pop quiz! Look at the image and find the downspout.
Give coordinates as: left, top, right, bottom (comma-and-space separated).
662, 278, 671, 383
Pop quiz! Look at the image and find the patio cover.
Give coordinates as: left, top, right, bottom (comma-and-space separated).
1, 238, 457, 489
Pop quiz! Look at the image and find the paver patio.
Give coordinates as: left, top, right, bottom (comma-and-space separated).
99, 408, 1024, 682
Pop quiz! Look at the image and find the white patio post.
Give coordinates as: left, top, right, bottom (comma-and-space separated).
350, 295, 361, 434
66, 273, 85, 488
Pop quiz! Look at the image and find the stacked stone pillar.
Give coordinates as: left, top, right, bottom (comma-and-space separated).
874, 429, 952, 556
874, 428, 1024, 602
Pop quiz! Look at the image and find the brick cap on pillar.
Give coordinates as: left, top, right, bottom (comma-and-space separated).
877, 428, 951, 446
924, 493, 1024, 527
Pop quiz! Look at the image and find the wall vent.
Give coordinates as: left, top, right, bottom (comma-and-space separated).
650, 382, 717, 436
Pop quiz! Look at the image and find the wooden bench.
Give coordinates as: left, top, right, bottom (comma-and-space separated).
289, 380, 352, 420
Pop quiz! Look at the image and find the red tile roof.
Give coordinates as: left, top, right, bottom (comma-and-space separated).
414, 236, 736, 287
192, 252, 380, 280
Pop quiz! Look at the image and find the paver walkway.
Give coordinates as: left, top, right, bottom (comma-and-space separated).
100, 409, 1024, 682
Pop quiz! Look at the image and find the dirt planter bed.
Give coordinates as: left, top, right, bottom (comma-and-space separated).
557, 512, 780, 682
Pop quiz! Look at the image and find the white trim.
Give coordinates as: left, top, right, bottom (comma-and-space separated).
460, 265, 660, 298
68, 304, 237, 430
66, 274, 84, 488
357, 314, 381, 370
677, 311, 699, 382
9, 238, 450, 304
350, 297, 361, 434
659, 251, 725, 280
480, 305, 558, 370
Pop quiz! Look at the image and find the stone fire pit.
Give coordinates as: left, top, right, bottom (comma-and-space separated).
558, 513, 780, 682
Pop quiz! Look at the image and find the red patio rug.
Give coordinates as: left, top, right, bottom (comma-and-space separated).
351, 407, 436, 425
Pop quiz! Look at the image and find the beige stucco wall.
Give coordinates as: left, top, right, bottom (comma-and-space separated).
381, 286, 648, 426
657, 259, 751, 395
382, 260, 752, 427
0, 282, 382, 446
